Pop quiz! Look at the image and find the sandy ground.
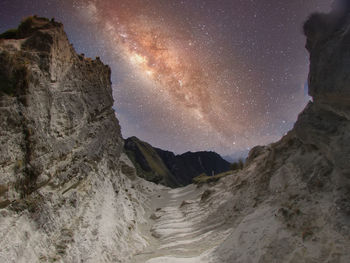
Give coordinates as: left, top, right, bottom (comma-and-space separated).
130, 184, 231, 263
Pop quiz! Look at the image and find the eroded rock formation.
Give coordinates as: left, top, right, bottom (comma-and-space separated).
0, 17, 159, 262
0, 6, 349, 263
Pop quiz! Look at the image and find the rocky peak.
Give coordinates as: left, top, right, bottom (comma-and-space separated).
0, 16, 63, 40
0, 16, 155, 262
304, 7, 350, 109
294, 7, 350, 178
0, 15, 121, 200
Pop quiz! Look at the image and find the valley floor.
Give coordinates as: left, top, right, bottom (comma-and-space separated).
130, 184, 232, 263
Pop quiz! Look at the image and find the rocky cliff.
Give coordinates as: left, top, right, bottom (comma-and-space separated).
124, 136, 231, 187
0, 16, 161, 262
0, 16, 123, 203
205, 9, 350, 259
1, 7, 350, 263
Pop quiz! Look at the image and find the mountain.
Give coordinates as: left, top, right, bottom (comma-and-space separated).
0, 16, 156, 261
1, 8, 350, 263
123, 136, 180, 187
124, 136, 231, 187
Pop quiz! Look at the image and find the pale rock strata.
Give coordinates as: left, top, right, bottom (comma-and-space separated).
0, 17, 161, 263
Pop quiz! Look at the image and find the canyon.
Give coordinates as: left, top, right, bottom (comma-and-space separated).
0, 9, 349, 263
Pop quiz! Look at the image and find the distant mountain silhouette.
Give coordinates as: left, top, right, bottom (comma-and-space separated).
124, 137, 231, 187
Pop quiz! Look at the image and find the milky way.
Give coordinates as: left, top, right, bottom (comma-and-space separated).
75, 0, 250, 148
0, 0, 333, 156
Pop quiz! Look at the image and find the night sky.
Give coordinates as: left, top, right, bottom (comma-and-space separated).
0, 0, 333, 156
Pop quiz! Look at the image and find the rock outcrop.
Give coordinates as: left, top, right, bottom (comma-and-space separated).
211, 8, 350, 262
0, 16, 123, 203
124, 136, 231, 187
0, 16, 160, 262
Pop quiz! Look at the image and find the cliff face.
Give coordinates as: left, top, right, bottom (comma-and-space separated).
124, 136, 231, 187
208, 10, 350, 262
0, 16, 123, 201
0, 17, 159, 262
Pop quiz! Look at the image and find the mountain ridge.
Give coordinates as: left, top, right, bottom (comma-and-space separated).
0, 16, 153, 261
124, 136, 231, 187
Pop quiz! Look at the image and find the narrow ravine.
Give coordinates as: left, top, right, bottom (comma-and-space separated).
130, 184, 233, 263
